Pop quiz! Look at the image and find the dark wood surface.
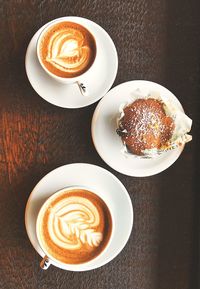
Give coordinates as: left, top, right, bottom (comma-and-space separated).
0, 1, 200, 288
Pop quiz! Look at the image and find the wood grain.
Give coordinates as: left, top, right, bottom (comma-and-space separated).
0, 0, 199, 288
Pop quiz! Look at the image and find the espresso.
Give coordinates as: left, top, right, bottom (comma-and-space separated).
38, 21, 96, 78
37, 189, 112, 264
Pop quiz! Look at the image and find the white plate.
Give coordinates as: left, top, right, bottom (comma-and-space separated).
92, 80, 184, 177
25, 16, 118, 109
25, 163, 133, 271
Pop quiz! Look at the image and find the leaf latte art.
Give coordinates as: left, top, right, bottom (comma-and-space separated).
38, 189, 112, 264
48, 196, 103, 250
39, 21, 96, 78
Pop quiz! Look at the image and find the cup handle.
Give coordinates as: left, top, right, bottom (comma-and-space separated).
40, 255, 51, 270
77, 81, 88, 96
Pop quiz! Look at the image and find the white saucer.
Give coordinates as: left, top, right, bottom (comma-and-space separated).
92, 80, 184, 177
25, 16, 118, 109
25, 163, 133, 271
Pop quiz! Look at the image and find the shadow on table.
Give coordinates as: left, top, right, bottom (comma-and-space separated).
157, 1, 200, 288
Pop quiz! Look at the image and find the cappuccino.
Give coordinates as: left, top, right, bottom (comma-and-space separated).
38, 21, 96, 78
37, 188, 112, 264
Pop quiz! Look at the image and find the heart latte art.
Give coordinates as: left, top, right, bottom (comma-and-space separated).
46, 30, 91, 74
37, 189, 112, 264
39, 21, 96, 78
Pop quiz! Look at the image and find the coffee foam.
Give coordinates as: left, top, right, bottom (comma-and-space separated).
38, 189, 112, 264
48, 196, 103, 250
39, 22, 96, 78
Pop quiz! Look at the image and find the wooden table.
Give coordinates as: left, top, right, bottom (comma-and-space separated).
0, 1, 199, 288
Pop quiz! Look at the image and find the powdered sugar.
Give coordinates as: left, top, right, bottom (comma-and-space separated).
116, 88, 192, 158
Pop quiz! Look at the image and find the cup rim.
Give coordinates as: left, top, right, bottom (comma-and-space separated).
36, 185, 115, 269
36, 17, 97, 82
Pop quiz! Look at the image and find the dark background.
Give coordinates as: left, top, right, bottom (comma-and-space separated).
0, 0, 200, 288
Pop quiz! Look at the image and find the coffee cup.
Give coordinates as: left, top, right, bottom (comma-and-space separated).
36, 18, 97, 96
36, 186, 114, 271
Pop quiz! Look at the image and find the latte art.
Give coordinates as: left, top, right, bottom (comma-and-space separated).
48, 197, 103, 250
37, 189, 112, 264
39, 21, 96, 78
46, 29, 90, 74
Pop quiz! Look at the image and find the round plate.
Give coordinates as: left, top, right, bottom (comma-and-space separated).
92, 80, 184, 177
25, 163, 133, 271
25, 16, 118, 109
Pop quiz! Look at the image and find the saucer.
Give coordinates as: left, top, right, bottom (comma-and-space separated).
25, 163, 133, 271
25, 16, 118, 109
92, 80, 184, 177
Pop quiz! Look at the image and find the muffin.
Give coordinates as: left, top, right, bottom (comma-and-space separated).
116, 98, 175, 156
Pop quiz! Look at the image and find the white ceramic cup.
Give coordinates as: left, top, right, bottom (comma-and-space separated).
36, 18, 98, 96
36, 186, 114, 271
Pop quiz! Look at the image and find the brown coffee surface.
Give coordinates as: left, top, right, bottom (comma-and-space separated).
38, 189, 112, 264
39, 21, 96, 78
117, 98, 175, 155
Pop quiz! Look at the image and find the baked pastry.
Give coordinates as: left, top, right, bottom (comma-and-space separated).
116, 98, 175, 156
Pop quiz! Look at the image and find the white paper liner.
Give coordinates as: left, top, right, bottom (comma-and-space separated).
117, 88, 192, 158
